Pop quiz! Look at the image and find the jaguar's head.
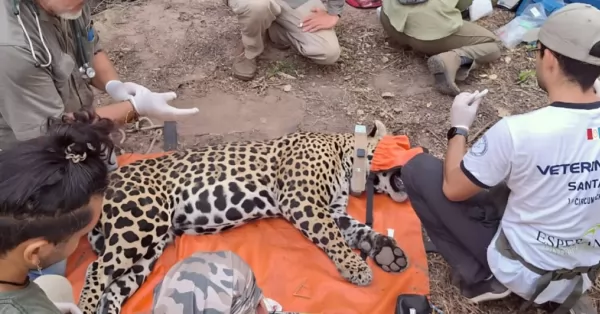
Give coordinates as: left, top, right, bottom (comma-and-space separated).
363, 120, 409, 203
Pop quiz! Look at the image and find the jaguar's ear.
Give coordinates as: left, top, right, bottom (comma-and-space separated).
368, 120, 388, 139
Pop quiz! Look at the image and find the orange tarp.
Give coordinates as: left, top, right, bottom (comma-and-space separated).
66, 153, 429, 314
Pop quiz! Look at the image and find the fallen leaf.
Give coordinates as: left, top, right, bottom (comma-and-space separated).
277, 72, 296, 80
497, 107, 511, 117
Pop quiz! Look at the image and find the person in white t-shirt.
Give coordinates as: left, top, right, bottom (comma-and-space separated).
400, 3, 600, 314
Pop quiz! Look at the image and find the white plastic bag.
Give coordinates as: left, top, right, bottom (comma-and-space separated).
495, 3, 547, 49
469, 0, 494, 22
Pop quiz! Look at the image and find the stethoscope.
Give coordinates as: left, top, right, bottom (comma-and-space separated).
12, 0, 96, 79
71, 19, 96, 79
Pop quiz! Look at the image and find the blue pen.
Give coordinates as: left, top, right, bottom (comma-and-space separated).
87, 21, 94, 42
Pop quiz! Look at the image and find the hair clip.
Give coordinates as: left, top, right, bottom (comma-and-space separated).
65, 143, 87, 163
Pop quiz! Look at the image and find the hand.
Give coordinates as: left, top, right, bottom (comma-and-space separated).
301, 7, 339, 33
121, 82, 200, 120
105, 80, 130, 101
450, 90, 487, 131
54, 302, 83, 314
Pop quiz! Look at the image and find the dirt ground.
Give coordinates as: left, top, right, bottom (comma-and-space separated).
90, 1, 599, 313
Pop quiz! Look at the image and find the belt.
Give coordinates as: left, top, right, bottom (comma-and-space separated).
495, 229, 600, 314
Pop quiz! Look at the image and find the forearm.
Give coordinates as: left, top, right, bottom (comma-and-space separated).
90, 51, 119, 92
443, 135, 467, 184
95, 101, 138, 125
326, 0, 344, 16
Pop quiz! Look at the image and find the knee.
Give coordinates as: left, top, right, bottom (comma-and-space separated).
401, 153, 440, 187
308, 41, 341, 65
230, 0, 274, 19
477, 44, 503, 65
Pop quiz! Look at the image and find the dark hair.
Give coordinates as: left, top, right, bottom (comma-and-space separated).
0, 107, 115, 256
539, 42, 600, 91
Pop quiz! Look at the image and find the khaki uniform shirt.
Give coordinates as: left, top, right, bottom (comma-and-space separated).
0, 1, 101, 150
382, 0, 468, 41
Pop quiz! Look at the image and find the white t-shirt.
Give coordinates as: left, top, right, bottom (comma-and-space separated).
461, 102, 600, 304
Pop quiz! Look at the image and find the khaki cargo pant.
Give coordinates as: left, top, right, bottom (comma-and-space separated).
226, 0, 340, 64
380, 11, 502, 68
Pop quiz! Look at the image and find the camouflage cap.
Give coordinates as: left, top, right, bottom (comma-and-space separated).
152, 251, 263, 314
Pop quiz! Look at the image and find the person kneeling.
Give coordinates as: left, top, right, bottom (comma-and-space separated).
402, 6, 600, 313
379, 0, 502, 96
226, 0, 342, 80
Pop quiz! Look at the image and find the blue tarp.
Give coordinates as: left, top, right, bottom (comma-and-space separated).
516, 0, 600, 16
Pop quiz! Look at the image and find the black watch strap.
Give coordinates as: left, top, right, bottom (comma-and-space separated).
447, 127, 469, 141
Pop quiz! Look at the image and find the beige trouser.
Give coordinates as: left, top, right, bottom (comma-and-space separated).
227, 0, 340, 64
380, 11, 502, 68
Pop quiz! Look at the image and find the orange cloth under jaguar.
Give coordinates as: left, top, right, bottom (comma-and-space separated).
66, 152, 429, 314
370, 135, 424, 173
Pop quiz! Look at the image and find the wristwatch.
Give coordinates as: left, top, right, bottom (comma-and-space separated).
447, 127, 469, 141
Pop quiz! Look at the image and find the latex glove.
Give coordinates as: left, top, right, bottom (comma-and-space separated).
121, 82, 200, 120
54, 302, 83, 314
594, 79, 600, 97
450, 89, 488, 131
105, 80, 131, 101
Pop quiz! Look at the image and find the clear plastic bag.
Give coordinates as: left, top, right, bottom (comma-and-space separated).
497, 0, 521, 10
495, 3, 547, 49
469, 0, 494, 22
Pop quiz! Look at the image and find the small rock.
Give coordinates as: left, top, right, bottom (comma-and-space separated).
357, 109, 365, 115
426, 102, 432, 108
393, 108, 402, 113
504, 56, 512, 64
489, 74, 498, 80
381, 56, 389, 63
381, 92, 395, 99
282, 84, 292, 92
344, 75, 352, 81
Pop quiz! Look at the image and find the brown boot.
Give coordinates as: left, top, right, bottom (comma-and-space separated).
232, 52, 257, 81
427, 51, 461, 96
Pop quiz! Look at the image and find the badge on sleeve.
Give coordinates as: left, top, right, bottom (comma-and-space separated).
469, 134, 488, 157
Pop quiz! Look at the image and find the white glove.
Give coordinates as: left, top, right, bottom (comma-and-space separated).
594, 79, 600, 97
105, 80, 131, 101
116, 82, 199, 120
54, 302, 83, 314
450, 89, 488, 131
